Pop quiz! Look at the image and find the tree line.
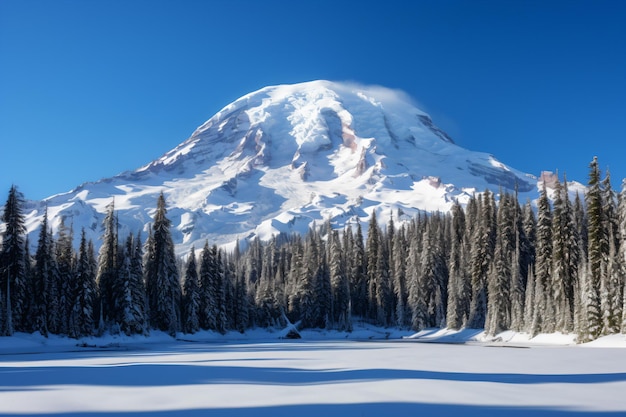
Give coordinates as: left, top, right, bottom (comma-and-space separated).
1, 157, 625, 342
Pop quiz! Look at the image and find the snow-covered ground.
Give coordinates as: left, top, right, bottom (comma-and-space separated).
1, 326, 626, 416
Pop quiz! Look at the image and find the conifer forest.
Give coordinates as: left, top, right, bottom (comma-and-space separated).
1, 157, 626, 342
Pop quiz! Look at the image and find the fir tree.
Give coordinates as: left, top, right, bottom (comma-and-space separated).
350, 222, 368, 318
392, 226, 410, 328
145, 193, 181, 335
446, 202, 467, 330
486, 192, 514, 335
366, 211, 380, 321
55, 218, 75, 335
531, 182, 554, 335
182, 247, 200, 334
69, 229, 96, 338
600, 170, 622, 334
119, 233, 147, 335
32, 209, 54, 336
467, 191, 496, 329
96, 200, 118, 328
551, 177, 577, 333
0, 185, 27, 334
619, 179, 626, 333
329, 230, 351, 330
585, 157, 604, 339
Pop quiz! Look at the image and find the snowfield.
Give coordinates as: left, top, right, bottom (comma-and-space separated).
1, 328, 626, 416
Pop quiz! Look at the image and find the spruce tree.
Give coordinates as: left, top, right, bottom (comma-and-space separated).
585, 157, 604, 339
486, 192, 513, 335
96, 200, 118, 328
551, 178, 577, 333
329, 230, 351, 330
467, 191, 496, 329
366, 211, 380, 321
199, 241, 216, 330
0, 185, 27, 334
350, 222, 367, 318
532, 182, 554, 335
69, 229, 96, 338
55, 218, 75, 335
146, 193, 181, 335
32, 209, 54, 336
619, 179, 626, 333
392, 225, 410, 328
182, 247, 200, 334
600, 170, 622, 334
119, 233, 148, 335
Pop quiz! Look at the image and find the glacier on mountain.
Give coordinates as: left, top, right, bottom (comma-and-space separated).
22, 80, 540, 254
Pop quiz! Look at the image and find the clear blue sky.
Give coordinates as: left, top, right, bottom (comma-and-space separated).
1, 0, 625, 200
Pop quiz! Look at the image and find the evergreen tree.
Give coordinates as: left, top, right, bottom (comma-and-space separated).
510, 193, 527, 331
366, 211, 380, 321
145, 193, 181, 335
182, 247, 200, 334
214, 247, 228, 333
600, 170, 622, 334
55, 218, 75, 335
96, 200, 118, 327
69, 229, 96, 338
486, 192, 514, 335
32, 209, 54, 336
446, 202, 467, 330
467, 191, 496, 329
551, 178, 577, 333
407, 228, 428, 331
531, 182, 554, 335
392, 225, 410, 328
119, 233, 147, 335
0, 185, 27, 335
329, 230, 351, 330
585, 157, 604, 339
299, 234, 321, 328
350, 222, 368, 318
619, 180, 626, 333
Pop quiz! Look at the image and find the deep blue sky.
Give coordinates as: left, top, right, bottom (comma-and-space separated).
1, 0, 625, 200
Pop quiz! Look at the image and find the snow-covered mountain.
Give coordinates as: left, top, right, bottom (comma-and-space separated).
23, 80, 541, 254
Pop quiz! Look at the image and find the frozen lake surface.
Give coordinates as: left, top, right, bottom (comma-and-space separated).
1, 334, 626, 416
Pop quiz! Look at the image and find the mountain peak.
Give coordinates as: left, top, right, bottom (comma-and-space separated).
26, 81, 537, 254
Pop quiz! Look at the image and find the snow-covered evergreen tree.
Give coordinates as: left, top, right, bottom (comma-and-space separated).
585, 157, 605, 339
366, 211, 381, 321
467, 191, 496, 329
182, 247, 200, 334
96, 200, 118, 328
350, 222, 367, 318
69, 229, 96, 338
0, 185, 27, 335
486, 192, 513, 335
145, 193, 181, 335
329, 229, 351, 330
55, 218, 75, 335
551, 177, 578, 333
118, 233, 147, 335
32, 209, 54, 336
600, 170, 622, 334
619, 179, 626, 333
392, 225, 410, 328
531, 182, 554, 335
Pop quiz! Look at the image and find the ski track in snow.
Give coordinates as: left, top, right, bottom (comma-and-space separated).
1, 328, 626, 416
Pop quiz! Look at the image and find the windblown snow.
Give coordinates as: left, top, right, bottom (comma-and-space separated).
23, 80, 545, 253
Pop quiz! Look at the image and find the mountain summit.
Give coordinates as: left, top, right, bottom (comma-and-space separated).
25, 80, 537, 253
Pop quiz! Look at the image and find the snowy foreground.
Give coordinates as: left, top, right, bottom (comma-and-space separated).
1, 327, 626, 416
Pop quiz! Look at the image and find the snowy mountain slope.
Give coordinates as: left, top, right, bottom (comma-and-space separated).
22, 80, 543, 254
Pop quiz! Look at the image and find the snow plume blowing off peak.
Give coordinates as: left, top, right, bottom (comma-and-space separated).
23, 80, 536, 254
